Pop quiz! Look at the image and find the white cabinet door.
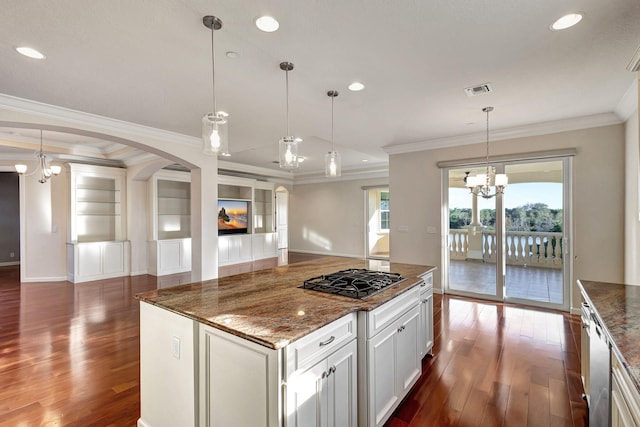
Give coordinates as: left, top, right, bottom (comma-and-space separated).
396, 308, 421, 394
288, 339, 358, 427
419, 290, 434, 359
287, 358, 328, 427
368, 322, 399, 426
326, 340, 357, 427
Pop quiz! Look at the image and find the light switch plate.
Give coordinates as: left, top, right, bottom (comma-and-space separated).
171, 336, 181, 360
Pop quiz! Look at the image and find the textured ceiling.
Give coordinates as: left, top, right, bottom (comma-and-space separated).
1, 0, 639, 174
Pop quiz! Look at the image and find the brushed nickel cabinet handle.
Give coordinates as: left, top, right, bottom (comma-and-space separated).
319, 335, 335, 347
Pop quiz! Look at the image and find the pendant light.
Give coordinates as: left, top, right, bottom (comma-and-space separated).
278, 61, 301, 170
15, 130, 62, 183
202, 15, 229, 156
325, 90, 341, 177
465, 106, 508, 198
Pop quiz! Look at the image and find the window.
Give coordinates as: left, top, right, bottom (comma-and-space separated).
380, 191, 389, 230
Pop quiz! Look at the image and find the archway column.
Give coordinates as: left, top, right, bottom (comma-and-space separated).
190, 163, 218, 282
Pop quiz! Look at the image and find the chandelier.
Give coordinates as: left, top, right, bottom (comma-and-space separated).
201, 15, 229, 156
278, 61, 301, 170
325, 90, 341, 177
465, 106, 508, 198
14, 130, 61, 183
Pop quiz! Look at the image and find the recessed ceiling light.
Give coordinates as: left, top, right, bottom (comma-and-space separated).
256, 16, 279, 32
348, 81, 365, 91
16, 46, 45, 59
226, 51, 239, 59
551, 13, 583, 31
361, 159, 369, 163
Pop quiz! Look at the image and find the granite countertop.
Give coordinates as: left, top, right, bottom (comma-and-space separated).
578, 280, 640, 391
136, 256, 435, 350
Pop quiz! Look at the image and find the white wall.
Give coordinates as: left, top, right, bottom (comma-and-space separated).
290, 178, 388, 257
129, 179, 148, 275
625, 105, 640, 284
389, 124, 626, 311
22, 166, 69, 281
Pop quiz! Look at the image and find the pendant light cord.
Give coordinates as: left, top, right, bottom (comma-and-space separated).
485, 108, 490, 179
210, 24, 216, 114
285, 69, 290, 136
39, 129, 43, 154
331, 95, 335, 152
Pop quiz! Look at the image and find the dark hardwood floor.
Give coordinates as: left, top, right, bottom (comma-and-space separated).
0, 263, 587, 426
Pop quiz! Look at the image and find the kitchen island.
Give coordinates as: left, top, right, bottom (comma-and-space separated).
578, 280, 640, 426
136, 256, 435, 427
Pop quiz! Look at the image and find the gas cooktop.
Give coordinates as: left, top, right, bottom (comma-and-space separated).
300, 268, 405, 299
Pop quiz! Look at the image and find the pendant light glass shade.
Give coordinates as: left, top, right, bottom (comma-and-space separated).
279, 62, 300, 170
202, 112, 228, 155
325, 151, 341, 177
325, 90, 341, 177
279, 136, 299, 169
201, 15, 229, 156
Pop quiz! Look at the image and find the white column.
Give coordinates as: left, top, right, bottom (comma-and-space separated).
467, 189, 484, 260
190, 158, 218, 282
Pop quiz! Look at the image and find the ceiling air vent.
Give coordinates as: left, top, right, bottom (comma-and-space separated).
464, 83, 493, 97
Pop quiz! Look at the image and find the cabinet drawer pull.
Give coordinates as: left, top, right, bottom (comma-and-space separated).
319, 336, 335, 347
420, 282, 427, 287
397, 325, 406, 333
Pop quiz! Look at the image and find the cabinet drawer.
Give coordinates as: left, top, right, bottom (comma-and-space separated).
420, 272, 433, 287
362, 286, 420, 340
286, 312, 356, 376
612, 350, 640, 425
419, 279, 433, 296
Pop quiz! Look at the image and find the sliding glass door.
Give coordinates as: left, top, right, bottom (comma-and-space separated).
445, 158, 570, 310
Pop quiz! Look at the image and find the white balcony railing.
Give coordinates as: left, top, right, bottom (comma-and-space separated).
449, 229, 563, 269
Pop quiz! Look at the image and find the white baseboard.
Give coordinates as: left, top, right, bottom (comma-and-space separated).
288, 248, 362, 258
0, 261, 20, 267
130, 270, 149, 276
20, 275, 68, 283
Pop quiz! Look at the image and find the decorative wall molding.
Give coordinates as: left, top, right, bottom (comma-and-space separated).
383, 112, 623, 155
614, 79, 639, 122
0, 93, 200, 148
292, 163, 389, 185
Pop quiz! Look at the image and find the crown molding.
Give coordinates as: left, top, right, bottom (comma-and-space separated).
217, 159, 295, 184
383, 112, 623, 155
627, 44, 640, 72
614, 79, 639, 121
0, 93, 200, 147
292, 163, 389, 185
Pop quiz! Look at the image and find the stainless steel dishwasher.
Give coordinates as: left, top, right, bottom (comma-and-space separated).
589, 308, 611, 426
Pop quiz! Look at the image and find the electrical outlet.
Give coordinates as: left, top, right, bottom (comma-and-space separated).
9, 252, 15, 258
427, 226, 437, 234
171, 336, 181, 360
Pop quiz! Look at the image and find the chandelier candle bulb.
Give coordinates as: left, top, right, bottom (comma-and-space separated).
495, 174, 508, 187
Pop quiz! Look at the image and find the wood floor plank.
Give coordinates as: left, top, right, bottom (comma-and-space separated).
0, 265, 589, 427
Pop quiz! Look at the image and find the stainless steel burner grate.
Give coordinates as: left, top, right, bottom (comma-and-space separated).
300, 269, 405, 299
